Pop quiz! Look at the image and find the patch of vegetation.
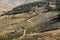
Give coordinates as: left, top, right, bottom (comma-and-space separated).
56, 0, 60, 9
0, 32, 23, 40
4, 1, 46, 15
57, 13, 60, 18
12, 1, 43, 13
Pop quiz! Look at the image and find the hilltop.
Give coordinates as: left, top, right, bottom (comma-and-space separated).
1, 1, 45, 15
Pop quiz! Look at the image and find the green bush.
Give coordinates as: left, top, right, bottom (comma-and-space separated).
57, 13, 60, 18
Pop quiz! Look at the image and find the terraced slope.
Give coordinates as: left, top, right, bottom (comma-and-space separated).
0, 6, 60, 40
0, 12, 58, 33
0, 6, 59, 37
19, 12, 59, 31
0, 7, 43, 33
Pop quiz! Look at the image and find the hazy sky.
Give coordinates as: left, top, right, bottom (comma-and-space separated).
0, 0, 42, 10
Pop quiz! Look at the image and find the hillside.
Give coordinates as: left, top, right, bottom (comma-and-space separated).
18, 29, 60, 40
0, 1, 60, 40
2, 1, 45, 15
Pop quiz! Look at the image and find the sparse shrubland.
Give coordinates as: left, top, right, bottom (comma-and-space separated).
12, 1, 43, 14
57, 13, 60, 18
3, 1, 45, 15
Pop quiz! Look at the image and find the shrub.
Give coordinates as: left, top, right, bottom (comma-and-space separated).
57, 13, 60, 18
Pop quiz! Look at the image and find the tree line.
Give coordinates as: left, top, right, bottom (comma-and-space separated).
4, 1, 45, 15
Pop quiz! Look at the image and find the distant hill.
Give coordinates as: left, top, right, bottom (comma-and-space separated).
4, 1, 45, 15
0, 0, 42, 10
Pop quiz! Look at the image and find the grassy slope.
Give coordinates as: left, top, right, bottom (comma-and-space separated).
18, 29, 60, 40
0, 1, 60, 40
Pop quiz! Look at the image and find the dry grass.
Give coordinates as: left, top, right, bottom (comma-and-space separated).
18, 29, 60, 40
0, 14, 30, 26
0, 29, 60, 40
